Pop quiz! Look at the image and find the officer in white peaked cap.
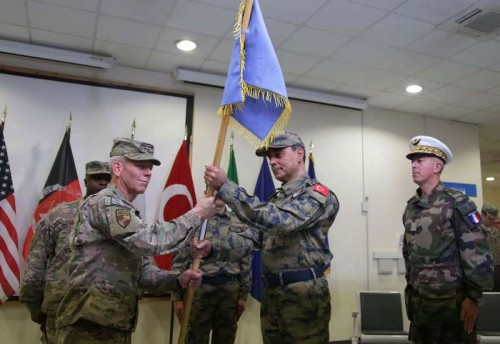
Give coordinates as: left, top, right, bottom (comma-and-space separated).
406, 135, 453, 164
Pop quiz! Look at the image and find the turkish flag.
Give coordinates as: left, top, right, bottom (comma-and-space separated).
154, 140, 197, 270
23, 130, 82, 260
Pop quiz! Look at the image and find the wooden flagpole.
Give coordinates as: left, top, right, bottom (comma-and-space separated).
176, 1, 254, 342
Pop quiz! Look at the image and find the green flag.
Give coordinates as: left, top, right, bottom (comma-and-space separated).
227, 144, 239, 185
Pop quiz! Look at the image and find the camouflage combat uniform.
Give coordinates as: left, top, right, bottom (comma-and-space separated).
482, 223, 500, 291
403, 183, 493, 344
56, 184, 201, 343
171, 210, 251, 344
211, 173, 339, 344
21, 200, 81, 344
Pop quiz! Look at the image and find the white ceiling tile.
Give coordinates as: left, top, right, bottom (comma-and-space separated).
450, 41, 500, 68
101, 0, 174, 25
490, 62, 500, 73
306, 60, 359, 83
97, 15, 161, 48
335, 84, 380, 98
259, 0, 328, 25
352, 0, 406, 11
0, 0, 27, 25
329, 38, 399, 66
94, 40, 150, 69
155, 28, 220, 59
190, 0, 239, 10
306, 0, 387, 35
485, 103, 500, 114
337, 65, 407, 90
416, 60, 480, 83
276, 50, 321, 75
291, 77, 342, 93
283, 73, 300, 84
147, 50, 205, 73
452, 70, 500, 91
459, 110, 500, 124
395, 0, 478, 24
396, 97, 446, 114
207, 39, 234, 63
361, 13, 435, 48
368, 92, 412, 109
28, 1, 97, 38
408, 30, 478, 58
488, 86, 500, 96
0, 23, 29, 40
280, 27, 351, 57
201, 59, 229, 75
165, 1, 234, 37
33, 0, 99, 12
264, 19, 298, 48
384, 77, 443, 95
373, 50, 440, 75
31, 29, 93, 52
430, 104, 475, 119
419, 85, 477, 103
454, 92, 500, 109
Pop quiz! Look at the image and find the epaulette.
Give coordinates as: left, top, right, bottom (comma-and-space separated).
443, 187, 468, 203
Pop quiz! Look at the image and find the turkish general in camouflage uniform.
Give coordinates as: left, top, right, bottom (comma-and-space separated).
481, 202, 500, 291
55, 138, 214, 344
171, 203, 251, 344
20, 161, 110, 344
403, 136, 493, 344
204, 132, 339, 344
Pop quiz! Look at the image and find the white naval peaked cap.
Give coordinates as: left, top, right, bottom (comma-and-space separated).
406, 135, 453, 164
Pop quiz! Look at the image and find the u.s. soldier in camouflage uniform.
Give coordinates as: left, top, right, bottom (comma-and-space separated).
171, 198, 251, 344
402, 135, 493, 344
55, 138, 216, 344
200, 132, 339, 344
481, 202, 500, 291
21, 160, 111, 344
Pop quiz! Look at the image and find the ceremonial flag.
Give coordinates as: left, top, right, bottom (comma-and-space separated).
155, 140, 196, 270
23, 129, 81, 260
250, 157, 275, 302
308, 151, 331, 277
0, 124, 20, 304
219, 0, 291, 148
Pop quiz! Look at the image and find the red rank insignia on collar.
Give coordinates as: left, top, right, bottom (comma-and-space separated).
313, 183, 329, 196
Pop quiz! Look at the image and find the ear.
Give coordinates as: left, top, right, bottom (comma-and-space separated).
297, 147, 305, 162
111, 160, 123, 177
433, 159, 443, 173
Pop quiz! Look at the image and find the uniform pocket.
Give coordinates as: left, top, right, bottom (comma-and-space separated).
416, 265, 459, 298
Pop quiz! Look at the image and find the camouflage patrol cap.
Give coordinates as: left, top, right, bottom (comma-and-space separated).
110, 137, 161, 166
255, 132, 305, 156
406, 135, 453, 164
85, 161, 110, 176
482, 202, 498, 218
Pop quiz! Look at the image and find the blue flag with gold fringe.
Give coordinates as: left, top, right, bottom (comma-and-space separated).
219, 0, 291, 148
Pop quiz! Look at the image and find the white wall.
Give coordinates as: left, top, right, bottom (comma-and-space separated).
0, 60, 483, 343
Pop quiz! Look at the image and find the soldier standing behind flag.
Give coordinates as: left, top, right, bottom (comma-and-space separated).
21, 161, 111, 344
55, 138, 216, 344
402, 135, 493, 344
481, 202, 500, 291
199, 131, 339, 344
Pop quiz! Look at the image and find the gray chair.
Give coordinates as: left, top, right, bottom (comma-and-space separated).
477, 292, 500, 343
352, 291, 409, 343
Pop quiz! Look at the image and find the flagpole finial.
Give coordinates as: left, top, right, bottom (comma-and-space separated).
309, 140, 314, 155
230, 131, 235, 146
1, 106, 6, 130
66, 112, 73, 133
131, 119, 136, 139
184, 125, 188, 141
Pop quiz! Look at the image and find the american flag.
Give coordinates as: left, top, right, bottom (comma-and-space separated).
0, 125, 19, 304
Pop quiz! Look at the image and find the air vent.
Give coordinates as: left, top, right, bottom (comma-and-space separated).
438, 8, 500, 40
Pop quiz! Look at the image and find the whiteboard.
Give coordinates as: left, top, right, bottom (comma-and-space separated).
0, 71, 193, 251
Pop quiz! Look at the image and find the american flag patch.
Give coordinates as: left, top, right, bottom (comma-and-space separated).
467, 210, 481, 224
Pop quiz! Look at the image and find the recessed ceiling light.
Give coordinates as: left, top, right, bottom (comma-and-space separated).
486, 176, 495, 181
406, 84, 423, 94
175, 39, 197, 51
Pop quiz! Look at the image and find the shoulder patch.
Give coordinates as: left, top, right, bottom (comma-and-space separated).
115, 209, 131, 228
313, 183, 329, 197
467, 210, 481, 224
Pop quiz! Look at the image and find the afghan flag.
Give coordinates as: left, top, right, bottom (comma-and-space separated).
250, 157, 275, 302
22, 129, 81, 260
219, 0, 291, 148
154, 140, 197, 270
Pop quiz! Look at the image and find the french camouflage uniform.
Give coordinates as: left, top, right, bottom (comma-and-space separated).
403, 183, 493, 344
211, 173, 339, 344
56, 183, 201, 343
171, 209, 251, 344
21, 200, 81, 344
482, 224, 500, 291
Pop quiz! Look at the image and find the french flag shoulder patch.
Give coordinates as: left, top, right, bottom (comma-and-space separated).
467, 210, 481, 224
